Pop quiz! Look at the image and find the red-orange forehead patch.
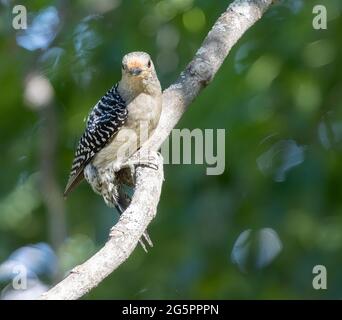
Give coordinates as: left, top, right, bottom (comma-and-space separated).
126, 59, 144, 69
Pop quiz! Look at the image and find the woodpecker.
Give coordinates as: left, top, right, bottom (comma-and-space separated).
64, 52, 162, 202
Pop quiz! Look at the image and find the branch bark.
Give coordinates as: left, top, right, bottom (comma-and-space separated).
40, 0, 273, 300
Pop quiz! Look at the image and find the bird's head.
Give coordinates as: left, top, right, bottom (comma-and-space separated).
119, 51, 161, 98
121, 51, 155, 79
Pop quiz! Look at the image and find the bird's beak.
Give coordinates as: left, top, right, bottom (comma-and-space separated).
129, 68, 142, 76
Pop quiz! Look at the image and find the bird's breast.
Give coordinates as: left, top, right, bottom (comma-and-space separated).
92, 93, 162, 168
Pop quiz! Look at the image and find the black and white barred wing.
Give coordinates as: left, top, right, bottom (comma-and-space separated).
64, 84, 127, 196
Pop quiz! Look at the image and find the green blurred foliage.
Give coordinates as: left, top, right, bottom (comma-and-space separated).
0, 0, 341, 299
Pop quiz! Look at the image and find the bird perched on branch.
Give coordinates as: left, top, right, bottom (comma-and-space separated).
64, 52, 162, 237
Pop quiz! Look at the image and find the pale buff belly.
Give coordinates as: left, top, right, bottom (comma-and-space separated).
92, 93, 161, 168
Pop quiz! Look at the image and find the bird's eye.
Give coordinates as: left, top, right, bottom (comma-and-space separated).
147, 60, 151, 68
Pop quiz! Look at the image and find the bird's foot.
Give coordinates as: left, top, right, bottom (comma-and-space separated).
113, 156, 159, 172
111, 154, 159, 184
138, 231, 154, 253
109, 225, 153, 253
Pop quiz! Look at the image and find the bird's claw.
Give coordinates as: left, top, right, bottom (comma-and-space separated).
139, 231, 154, 253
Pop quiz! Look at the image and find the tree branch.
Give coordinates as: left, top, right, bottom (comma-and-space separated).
40, 0, 273, 300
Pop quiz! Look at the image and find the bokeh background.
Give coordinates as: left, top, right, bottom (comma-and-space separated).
0, 0, 341, 299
